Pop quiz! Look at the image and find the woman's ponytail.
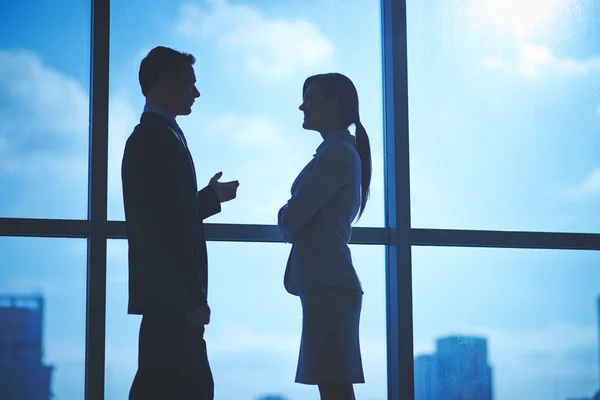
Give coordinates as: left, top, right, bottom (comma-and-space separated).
354, 120, 371, 220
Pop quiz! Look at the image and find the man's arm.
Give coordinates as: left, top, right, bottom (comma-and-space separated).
278, 143, 360, 241
197, 185, 221, 220
123, 128, 207, 313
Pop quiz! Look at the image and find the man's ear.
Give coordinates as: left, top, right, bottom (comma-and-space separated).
156, 70, 171, 87
149, 71, 172, 98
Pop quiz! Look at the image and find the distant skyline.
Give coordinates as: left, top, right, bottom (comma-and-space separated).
0, 294, 53, 399
415, 335, 493, 400
1, 0, 600, 399
254, 395, 289, 400
414, 315, 600, 400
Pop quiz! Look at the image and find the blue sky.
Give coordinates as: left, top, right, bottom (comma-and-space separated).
0, 0, 599, 399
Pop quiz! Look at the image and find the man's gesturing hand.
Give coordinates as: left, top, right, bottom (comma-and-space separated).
186, 304, 211, 326
209, 171, 240, 203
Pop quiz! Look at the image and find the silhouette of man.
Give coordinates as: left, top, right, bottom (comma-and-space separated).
122, 46, 239, 400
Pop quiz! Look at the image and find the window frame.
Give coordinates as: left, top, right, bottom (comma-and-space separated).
1, 0, 600, 399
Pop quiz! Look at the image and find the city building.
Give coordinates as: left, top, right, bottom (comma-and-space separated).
0, 295, 53, 400
414, 354, 439, 400
415, 335, 493, 400
4, 1, 600, 398
597, 295, 600, 388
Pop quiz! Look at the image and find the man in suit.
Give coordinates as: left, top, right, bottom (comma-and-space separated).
122, 46, 239, 400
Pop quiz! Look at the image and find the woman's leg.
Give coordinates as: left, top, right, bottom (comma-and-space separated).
318, 383, 355, 400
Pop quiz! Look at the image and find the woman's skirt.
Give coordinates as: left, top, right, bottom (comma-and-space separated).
295, 288, 365, 385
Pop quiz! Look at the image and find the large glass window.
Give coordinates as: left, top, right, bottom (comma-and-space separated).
413, 246, 600, 400
105, 241, 387, 399
0, 238, 87, 399
0, 1, 90, 218
407, 0, 600, 233
107, 0, 384, 227
5, 0, 600, 399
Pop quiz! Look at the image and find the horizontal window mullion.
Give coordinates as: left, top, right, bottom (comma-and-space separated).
412, 228, 600, 251
0, 218, 87, 238
4, 218, 600, 250
107, 221, 390, 245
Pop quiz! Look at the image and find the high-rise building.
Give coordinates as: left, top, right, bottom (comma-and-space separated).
0, 295, 53, 399
255, 395, 289, 400
436, 335, 493, 400
414, 335, 493, 400
597, 294, 600, 389
414, 354, 439, 400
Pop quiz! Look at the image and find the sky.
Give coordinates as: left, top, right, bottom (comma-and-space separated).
0, 0, 599, 399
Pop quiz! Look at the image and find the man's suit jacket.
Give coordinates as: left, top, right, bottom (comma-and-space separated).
121, 112, 221, 316
278, 130, 363, 296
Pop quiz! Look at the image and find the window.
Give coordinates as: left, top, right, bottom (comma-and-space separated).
2, 0, 600, 399
105, 241, 388, 399
407, 0, 600, 233
107, 0, 384, 228
413, 246, 600, 400
0, 238, 86, 399
0, 1, 90, 218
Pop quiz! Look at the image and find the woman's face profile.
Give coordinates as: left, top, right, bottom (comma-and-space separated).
299, 83, 338, 132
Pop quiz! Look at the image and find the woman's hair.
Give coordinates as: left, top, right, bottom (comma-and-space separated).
303, 73, 372, 220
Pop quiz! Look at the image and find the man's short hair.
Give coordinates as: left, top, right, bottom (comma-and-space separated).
138, 46, 196, 96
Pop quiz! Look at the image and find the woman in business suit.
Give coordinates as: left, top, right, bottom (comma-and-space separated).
278, 73, 372, 400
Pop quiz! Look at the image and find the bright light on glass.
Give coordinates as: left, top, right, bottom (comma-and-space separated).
469, 0, 579, 39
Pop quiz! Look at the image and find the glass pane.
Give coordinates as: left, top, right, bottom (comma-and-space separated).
0, 237, 87, 399
107, 0, 384, 227
106, 240, 387, 399
413, 246, 600, 400
0, 1, 90, 218
407, 0, 600, 232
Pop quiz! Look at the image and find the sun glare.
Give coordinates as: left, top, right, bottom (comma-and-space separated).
470, 0, 579, 39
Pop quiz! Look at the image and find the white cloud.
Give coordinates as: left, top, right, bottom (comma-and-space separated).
174, 0, 333, 77
179, 110, 319, 224
469, 0, 579, 41
483, 42, 600, 77
566, 168, 600, 199
0, 48, 324, 222
0, 48, 139, 217
203, 113, 287, 150
0, 50, 89, 134
0, 50, 88, 183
